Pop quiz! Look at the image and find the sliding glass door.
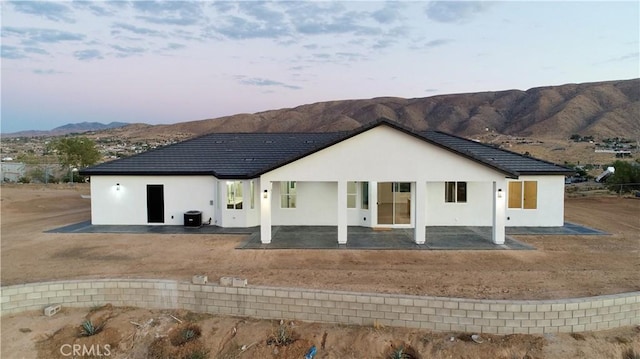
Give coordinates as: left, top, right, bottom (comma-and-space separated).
377, 182, 411, 225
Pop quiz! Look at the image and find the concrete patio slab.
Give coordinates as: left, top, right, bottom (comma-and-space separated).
238, 226, 535, 250
46, 221, 606, 251
45, 220, 255, 235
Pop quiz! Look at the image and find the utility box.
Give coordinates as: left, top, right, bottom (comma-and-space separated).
184, 210, 202, 227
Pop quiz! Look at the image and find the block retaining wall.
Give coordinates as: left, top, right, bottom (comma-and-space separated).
1, 279, 638, 334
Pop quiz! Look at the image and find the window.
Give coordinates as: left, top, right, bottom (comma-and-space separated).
250, 180, 255, 209
393, 182, 411, 192
226, 181, 243, 209
361, 182, 369, 209
280, 181, 296, 208
445, 182, 467, 203
508, 181, 537, 209
347, 182, 357, 208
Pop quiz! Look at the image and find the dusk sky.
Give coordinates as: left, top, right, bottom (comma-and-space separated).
1, 1, 638, 133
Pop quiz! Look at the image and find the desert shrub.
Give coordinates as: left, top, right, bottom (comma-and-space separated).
389, 345, 410, 359
79, 319, 103, 337
267, 323, 295, 346
385, 341, 420, 359
169, 323, 202, 347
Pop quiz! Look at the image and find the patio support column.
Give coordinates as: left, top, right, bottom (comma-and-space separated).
492, 181, 506, 244
260, 180, 272, 244
369, 181, 378, 226
414, 181, 426, 244
337, 180, 348, 244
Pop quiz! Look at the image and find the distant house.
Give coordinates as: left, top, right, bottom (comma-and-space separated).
80, 119, 573, 245
1, 162, 26, 182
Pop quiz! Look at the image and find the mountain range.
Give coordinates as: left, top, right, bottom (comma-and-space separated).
5, 79, 639, 141
3, 122, 129, 137
102, 78, 639, 141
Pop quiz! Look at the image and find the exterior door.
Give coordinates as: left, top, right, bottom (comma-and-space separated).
147, 185, 164, 223
377, 182, 411, 225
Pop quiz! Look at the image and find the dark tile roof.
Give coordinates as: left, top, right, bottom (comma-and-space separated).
80, 132, 345, 178
80, 119, 573, 178
421, 131, 573, 176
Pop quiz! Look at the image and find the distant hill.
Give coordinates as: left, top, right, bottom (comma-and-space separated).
2, 122, 130, 138
101, 78, 639, 141
7, 79, 638, 143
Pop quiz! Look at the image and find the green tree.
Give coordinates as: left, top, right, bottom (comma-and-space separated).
51, 137, 101, 169
605, 160, 640, 194
16, 153, 41, 165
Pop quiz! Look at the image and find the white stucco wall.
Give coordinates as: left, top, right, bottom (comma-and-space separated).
269, 181, 371, 226
505, 175, 565, 227
261, 125, 507, 183
271, 181, 337, 225
425, 181, 495, 226
89, 175, 216, 225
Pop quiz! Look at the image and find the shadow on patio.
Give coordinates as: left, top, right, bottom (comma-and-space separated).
238, 226, 536, 250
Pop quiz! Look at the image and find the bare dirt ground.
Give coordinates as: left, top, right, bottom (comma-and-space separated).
2, 305, 639, 359
1, 184, 638, 300
1, 184, 639, 358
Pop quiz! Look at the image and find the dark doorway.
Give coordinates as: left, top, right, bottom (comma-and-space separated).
147, 185, 164, 223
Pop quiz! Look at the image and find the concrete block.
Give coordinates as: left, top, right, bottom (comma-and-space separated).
443, 301, 458, 309
192, 275, 208, 285
44, 304, 61, 317
459, 302, 474, 310
420, 307, 436, 315
220, 277, 233, 287
224, 287, 238, 295
233, 278, 247, 287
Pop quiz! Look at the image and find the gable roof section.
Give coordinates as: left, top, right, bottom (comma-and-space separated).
80, 132, 345, 178
80, 119, 573, 179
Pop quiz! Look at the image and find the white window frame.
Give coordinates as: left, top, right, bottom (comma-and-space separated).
250, 180, 255, 209
280, 181, 297, 208
226, 181, 243, 209
361, 182, 369, 209
445, 181, 467, 203
347, 181, 357, 208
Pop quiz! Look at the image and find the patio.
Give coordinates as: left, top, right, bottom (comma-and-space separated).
46, 221, 606, 250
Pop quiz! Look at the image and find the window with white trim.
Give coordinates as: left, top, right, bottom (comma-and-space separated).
361, 182, 369, 209
250, 180, 255, 209
226, 181, 243, 209
445, 181, 467, 203
280, 181, 297, 208
347, 181, 357, 208
508, 181, 537, 209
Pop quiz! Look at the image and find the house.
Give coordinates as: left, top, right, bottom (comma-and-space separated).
79, 119, 573, 245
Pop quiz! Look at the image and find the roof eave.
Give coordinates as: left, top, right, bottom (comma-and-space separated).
516, 170, 576, 176
79, 170, 217, 176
